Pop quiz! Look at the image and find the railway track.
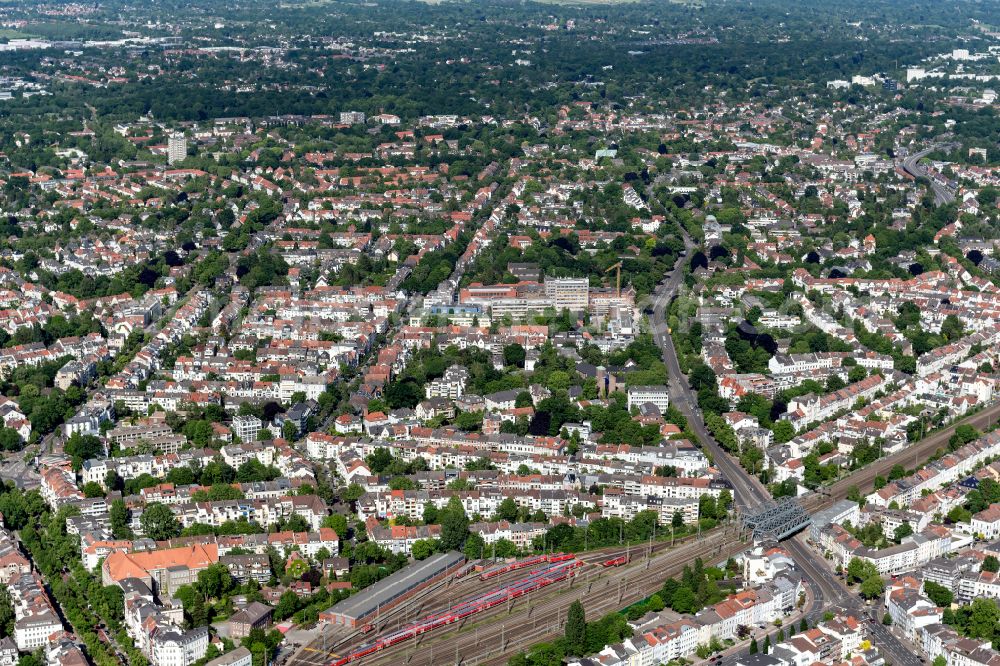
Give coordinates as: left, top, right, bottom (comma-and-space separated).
800, 399, 1000, 513
292, 244, 1000, 666
292, 529, 719, 666
293, 526, 747, 666
372, 528, 744, 666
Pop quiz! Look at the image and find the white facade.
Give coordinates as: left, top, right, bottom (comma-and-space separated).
543, 277, 589, 312
232, 415, 263, 442
167, 133, 187, 166
627, 386, 670, 412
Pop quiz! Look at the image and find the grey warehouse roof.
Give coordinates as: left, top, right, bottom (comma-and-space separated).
324, 551, 465, 621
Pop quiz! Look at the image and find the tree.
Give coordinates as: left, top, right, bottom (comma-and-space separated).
846, 485, 863, 505
439, 498, 470, 551
0, 586, 13, 637
893, 522, 913, 542
749, 638, 758, 655
848, 366, 867, 383
699, 495, 718, 521
494, 538, 518, 558
275, 590, 300, 621
81, 481, 105, 498
0, 427, 22, 452
984, 555, 1000, 573
64, 432, 103, 469
941, 314, 964, 341
948, 506, 972, 524
283, 515, 310, 533
411, 539, 436, 560
846, 557, 879, 584
860, 575, 885, 600
671, 586, 696, 613
799, 618, 808, 632
197, 563, 234, 601
140, 502, 181, 540
17, 652, 44, 666
494, 497, 520, 522
322, 513, 348, 538
762, 636, 770, 654
566, 600, 587, 654
237, 459, 279, 483
882, 613, 892, 625
342, 483, 365, 503
192, 484, 245, 502
825, 374, 845, 392
771, 420, 795, 444
968, 598, 1000, 639
716, 489, 732, 517
175, 585, 208, 627
548, 370, 571, 391
201, 460, 236, 485
110, 499, 133, 539
924, 580, 953, 608
454, 411, 483, 431
463, 532, 486, 560
105, 469, 123, 492
954, 424, 980, 446
503, 343, 526, 368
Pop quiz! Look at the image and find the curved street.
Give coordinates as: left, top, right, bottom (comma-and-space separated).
900, 147, 955, 206
648, 236, 922, 666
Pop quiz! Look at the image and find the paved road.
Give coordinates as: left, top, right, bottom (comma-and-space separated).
900, 147, 955, 206
647, 236, 922, 666
289, 527, 747, 666
292, 233, 940, 666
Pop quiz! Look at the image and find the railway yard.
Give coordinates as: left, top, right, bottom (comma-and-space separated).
286, 262, 1000, 666
290, 524, 747, 666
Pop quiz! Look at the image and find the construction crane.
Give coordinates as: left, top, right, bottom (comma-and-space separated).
605, 261, 623, 297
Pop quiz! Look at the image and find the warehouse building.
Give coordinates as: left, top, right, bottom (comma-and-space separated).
320, 551, 465, 627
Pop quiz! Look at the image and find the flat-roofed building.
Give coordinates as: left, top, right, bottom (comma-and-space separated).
543, 277, 589, 312
626, 385, 670, 413
320, 551, 465, 627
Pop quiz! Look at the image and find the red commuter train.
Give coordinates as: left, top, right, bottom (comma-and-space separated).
329, 558, 582, 666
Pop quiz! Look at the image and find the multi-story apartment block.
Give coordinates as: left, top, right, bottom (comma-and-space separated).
543, 276, 589, 312
167, 132, 187, 166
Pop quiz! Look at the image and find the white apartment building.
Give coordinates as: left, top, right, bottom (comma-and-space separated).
151, 626, 209, 666
167, 133, 187, 166
425, 365, 470, 400
232, 415, 263, 443
340, 111, 366, 124
971, 503, 1000, 539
